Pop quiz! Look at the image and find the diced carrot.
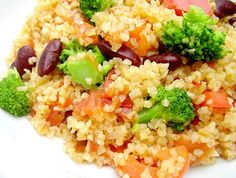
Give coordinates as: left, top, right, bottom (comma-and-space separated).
129, 26, 146, 41
118, 156, 158, 178
125, 25, 152, 57
89, 141, 99, 152
135, 36, 151, 57
118, 146, 190, 178
58, 98, 73, 108
46, 109, 64, 126
157, 146, 190, 177
174, 138, 212, 164
202, 89, 231, 114
76, 140, 88, 152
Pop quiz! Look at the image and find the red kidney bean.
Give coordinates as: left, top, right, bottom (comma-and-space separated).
214, 0, 236, 18
11, 45, 36, 77
38, 39, 62, 77
63, 110, 73, 124
97, 38, 141, 66
144, 53, 182, 70
229, 17, 236, 26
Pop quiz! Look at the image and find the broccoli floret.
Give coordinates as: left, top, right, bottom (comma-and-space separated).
0, 69, 31, 116
59, 39, 86, 63
161, 6, 227, 61
58, 39, 113, 89
79, 0, 113, 19
137, 87, 195, 131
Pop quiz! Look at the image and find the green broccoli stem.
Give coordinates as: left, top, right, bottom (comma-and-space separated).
137, 103, 162, 124
67, 58, 103, 89
101, 63, 113, 76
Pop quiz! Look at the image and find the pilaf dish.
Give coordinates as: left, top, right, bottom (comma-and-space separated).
0, 0, 236, 177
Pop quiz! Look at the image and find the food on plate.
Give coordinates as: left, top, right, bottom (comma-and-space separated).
1, 0, 236, 177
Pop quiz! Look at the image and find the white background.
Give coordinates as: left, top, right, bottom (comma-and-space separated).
0, 0, 235, 178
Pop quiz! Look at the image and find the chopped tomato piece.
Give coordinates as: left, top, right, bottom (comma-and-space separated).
73, 90, 112, 117
202, 89, 231, 114
163, 0, 212, 16
118, 146, 190, 178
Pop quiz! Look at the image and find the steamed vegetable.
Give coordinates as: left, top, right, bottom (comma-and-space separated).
0, 69, 31, 116
161, 6, 227, 61
79, 0, 113, 19
137, 86, 195, 131
58, 39, 112, 89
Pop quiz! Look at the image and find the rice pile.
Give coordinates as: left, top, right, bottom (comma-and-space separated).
7, 0, 236, 177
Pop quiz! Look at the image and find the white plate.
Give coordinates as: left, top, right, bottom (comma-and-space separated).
0, 1, 235, 178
